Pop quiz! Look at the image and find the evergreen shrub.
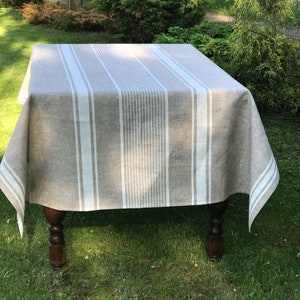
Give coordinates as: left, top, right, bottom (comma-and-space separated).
94, 0, 211, 42
154, 20, 300, 115
229, 0, 300, 115
229, 24, 300, 115
154, 22, 232, 67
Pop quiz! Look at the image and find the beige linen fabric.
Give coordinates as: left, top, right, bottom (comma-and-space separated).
0, 44, 279, 235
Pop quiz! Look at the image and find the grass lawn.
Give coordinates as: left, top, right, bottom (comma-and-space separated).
0, 7, 300, 300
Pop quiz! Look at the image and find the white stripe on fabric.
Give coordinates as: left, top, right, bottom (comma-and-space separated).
90, 44, 127, 207
250, 155, 278, 212
146, 44, 211, 204
2, 158, 25, 195
0, 168, 25, 237
0, 159, 25, 215
69, 45, 100, 208
57, 45, 82, 208
0, 162, 25, 236
120, 50, 167, 207
17, 213, 24, 238
0, 172, 24, 216
207, 89, 213, 204
250, 156, 273, 199
58, 44, 96, 210
191, 89, 195, 205
92, 45, 170, 208
125, 46, 170, 207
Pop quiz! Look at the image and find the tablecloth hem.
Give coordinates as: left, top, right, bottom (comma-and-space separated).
248, 171, 279, 232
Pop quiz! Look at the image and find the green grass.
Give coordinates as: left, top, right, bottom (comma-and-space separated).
0, 7, 300, 300
0, 7, 117, 157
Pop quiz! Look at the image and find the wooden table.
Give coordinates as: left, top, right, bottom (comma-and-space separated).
0, 44, 279, 269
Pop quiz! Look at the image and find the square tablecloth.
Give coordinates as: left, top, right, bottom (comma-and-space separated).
0, 44, 279, 235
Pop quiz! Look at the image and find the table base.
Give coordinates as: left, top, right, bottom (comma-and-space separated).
43, 200, 228, 269
43, 207, 66, 270
206, 200, 228, 262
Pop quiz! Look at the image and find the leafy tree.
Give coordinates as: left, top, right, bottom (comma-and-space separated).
229, 0, 300, 114
233, 0, 294, 36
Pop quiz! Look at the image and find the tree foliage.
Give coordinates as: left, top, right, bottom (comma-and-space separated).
233, 0, 294, 35
229, 0, 300, 114
94, 0, 211, 42
154, 22, 232, 66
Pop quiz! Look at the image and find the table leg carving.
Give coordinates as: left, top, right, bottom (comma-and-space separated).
43, 206, 66, 270
206, 200, 228, 262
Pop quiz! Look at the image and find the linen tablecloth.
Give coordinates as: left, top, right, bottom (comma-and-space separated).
0, 44, 279, 235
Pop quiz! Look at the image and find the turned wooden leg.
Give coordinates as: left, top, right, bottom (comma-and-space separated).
206, 199, 228, 262
43, 206, 67, 270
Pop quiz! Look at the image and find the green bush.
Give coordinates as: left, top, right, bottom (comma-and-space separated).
154, 19, 300, 115
154, 22, 232, 66
229, 24, 300, 115
94, 0, 212, 42
228, 0, 300, 115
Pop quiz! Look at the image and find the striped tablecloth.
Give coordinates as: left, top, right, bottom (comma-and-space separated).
0, 44, 279, 235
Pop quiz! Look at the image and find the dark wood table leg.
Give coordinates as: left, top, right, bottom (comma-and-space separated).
206, 199, 228, 262
43, 206, 66, 270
